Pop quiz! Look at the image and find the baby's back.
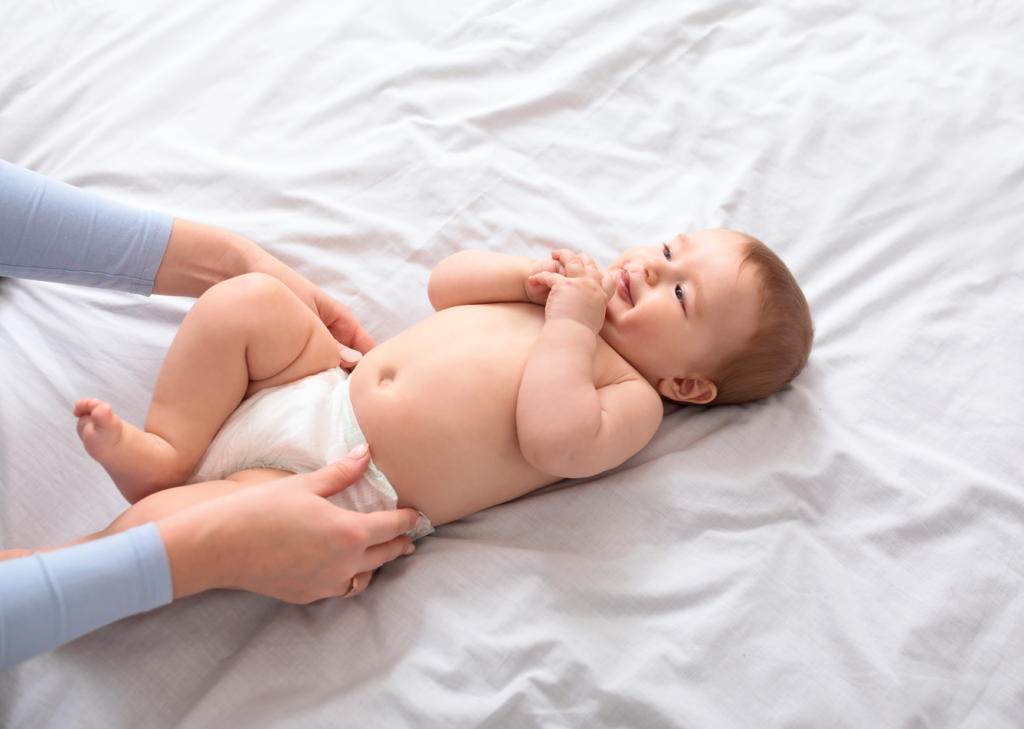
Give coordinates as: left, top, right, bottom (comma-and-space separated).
349, 302, 560, 526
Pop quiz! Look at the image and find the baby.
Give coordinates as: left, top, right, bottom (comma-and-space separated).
70, 229, 813, 545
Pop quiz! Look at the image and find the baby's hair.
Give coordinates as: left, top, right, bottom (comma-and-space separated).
710, 234, 813, 405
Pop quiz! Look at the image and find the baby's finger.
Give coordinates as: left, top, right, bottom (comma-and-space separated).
550, 253, 567, 274
529, 271, 566, 288
554, 250, 586, 278
578, 255, 603, 284
548, 250, 575, 275
534, 258, 560, 275
600, 271, 617, 301
551, 249, 577, 265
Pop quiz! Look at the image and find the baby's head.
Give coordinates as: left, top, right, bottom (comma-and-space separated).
601, 229, 813, 405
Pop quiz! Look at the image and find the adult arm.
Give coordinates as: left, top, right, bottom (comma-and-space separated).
0, 524, 171, 672
154, 218, 375, 355
0, 451, 421, 672
0, 160, 172, 294
0, 160, 373, 355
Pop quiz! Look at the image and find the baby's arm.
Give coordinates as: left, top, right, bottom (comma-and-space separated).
517, 252, 663, 478
428, 250, 560, 310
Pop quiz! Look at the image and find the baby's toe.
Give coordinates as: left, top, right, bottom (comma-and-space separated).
91, 402, 117, 428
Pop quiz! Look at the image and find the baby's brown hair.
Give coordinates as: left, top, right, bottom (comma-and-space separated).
710, 235, 813, 405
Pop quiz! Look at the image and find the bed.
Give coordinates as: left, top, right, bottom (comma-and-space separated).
2, 0, 1023, 726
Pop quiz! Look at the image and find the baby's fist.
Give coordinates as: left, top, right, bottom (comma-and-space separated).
533, 253, 611, 333
525, 255, 564, 305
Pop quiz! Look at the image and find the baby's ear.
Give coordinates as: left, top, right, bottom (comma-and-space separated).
659, 376, 717, 405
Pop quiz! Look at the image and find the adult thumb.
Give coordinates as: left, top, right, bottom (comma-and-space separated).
304, 444, 371, 498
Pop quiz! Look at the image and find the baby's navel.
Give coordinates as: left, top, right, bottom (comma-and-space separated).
378, 368, 396, 388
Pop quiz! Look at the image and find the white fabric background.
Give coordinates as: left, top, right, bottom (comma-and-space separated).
2, 0, 1023, 726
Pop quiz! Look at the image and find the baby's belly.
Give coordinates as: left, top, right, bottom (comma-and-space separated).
349, 303, 560, 526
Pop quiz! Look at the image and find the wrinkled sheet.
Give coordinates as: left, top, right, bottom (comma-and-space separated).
2, 0, 1023, 726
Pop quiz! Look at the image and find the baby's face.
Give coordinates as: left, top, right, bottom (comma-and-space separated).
600, 229, 760, 401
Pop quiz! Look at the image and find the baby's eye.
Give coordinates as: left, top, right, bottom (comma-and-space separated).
676, 285, 686, 312
662, 243, 672, 261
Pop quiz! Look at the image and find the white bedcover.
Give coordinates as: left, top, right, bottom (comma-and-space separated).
2, 0, 1023, 726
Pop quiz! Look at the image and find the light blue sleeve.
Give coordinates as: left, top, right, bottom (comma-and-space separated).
0, 523, 173, 672
0, 160, 173, 295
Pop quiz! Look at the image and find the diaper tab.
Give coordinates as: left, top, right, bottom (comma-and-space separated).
407, 512, 435, 541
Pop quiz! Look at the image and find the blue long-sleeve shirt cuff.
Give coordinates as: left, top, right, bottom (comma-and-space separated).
0, 523, 173, 671
0, 160, 173, 295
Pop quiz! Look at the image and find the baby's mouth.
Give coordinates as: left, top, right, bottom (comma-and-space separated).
617, 269, 633, 306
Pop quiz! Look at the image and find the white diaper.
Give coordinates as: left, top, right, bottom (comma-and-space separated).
188, 367, 433, 540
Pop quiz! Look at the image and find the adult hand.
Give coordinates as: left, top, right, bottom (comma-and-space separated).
153, 218, 376, 355
157, 448, 421, 603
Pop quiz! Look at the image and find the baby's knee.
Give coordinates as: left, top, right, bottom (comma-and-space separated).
211, 272, 290, 306
198, 272, 298, 324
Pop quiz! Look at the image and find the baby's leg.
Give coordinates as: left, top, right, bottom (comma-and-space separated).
45, 469, 293, 551
77, 274, 341, 503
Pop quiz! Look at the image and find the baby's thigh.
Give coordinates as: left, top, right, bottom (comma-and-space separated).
213, 275, 341, 396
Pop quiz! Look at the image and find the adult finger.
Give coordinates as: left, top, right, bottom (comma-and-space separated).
313, 293, 378, 354
361, 533, 416, 574
301, 447, 372, 499
327, 318, 377, 355
360, 507, 423, 545
338, 346, 363, 367
345, 325, 377, 356
342, 570, 374, 598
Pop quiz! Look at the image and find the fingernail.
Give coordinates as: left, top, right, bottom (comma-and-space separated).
403, 544, 416, 556
347, 443, 369, 459
414, 515, 424, 528
342, 349, 362, 362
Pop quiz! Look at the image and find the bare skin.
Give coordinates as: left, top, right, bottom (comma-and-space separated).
71, 231, 760, 539
2, 208, 415, 607
1, 455, 421, 602
74, 272, 343, 502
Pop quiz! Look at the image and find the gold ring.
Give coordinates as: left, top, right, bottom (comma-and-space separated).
340, 576, 358, 599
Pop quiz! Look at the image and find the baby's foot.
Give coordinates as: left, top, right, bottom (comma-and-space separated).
75, 397, 127, 459
74, 398, 181, 504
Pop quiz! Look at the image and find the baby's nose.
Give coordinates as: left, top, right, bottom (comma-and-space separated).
642, 259, 660, 284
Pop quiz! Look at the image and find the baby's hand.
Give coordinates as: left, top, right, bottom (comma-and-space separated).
524, 254, 565, 305
529, 250, 615, 333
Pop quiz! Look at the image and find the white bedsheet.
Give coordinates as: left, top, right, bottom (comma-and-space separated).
2, 0, 1023, 726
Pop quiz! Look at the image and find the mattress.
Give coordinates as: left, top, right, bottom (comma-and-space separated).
2, 0, 1023, 726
